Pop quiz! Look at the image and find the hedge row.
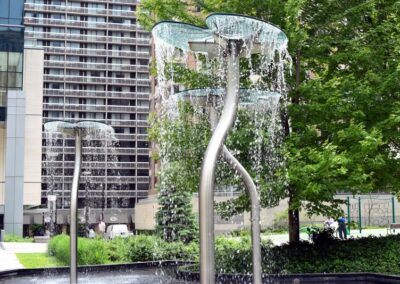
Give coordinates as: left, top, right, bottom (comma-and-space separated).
268, 234, 400, 274
48, 234, 198, 265
48, 234, 400, 274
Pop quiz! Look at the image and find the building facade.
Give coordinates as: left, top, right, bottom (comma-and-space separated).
23, 0, 151, 229
0, 0, 44, 236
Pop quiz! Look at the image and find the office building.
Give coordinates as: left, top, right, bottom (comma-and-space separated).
0, 0, 44, 236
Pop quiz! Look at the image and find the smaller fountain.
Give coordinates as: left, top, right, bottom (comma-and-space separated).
44, 121, 116, 284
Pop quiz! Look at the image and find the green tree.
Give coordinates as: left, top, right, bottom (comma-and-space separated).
149, 102, 210, 242
282, 0, 400, 241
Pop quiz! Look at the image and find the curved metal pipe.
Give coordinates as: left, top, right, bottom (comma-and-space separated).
221, 146, 262, 284
70, 129, 82, 284
200, 43, 240, 284
209, 103, 262, 284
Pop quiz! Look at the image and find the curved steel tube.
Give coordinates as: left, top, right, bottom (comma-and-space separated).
221, 146, 261, 284
200, 44, 240, 284
70, 130, 82, 284
209, 106, 262, 284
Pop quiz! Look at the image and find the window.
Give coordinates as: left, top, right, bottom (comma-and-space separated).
118, 141, 135, 148
137, 169, 149, 177
137, 114, 148, 121
137, 127, 147, 134
137, 141, 149, 148
137, 155, 149, 162
106, 198, 135, 209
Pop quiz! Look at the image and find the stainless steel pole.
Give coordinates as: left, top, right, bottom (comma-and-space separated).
221, 146, 262, 284
70, 129, 82, 284
200, 42, 240, 284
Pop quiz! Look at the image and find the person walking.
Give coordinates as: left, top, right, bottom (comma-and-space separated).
98, 220, 106, 238
338, 216, 347, 240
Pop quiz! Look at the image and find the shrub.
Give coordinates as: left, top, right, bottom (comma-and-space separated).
267, 234, 400, 274
160, 240, 199, 261
4, 234, 33, 243
204, 234, 400, 275
230, 228, 250, 237
48, 234, 70, 264
78, 237, 109, 265
215, 236, 252, 274
48, 234, 108, 265
310, 227, 335, 244
48, 233, 400, 275
126, 235, 164, 262
106, 237, 130, 263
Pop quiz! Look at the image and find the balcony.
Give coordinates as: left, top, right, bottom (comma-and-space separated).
106, 105, 136, 113
42, 145, 142, 155
43, 89, 150, 99
44, 74, 148, 86
45, 60, 107, 70
24, 3, 107, 17
24, 2, 143, 21
47, 162, 139, 169
24, 16, 138, 31
26, 45, 150, 61
108, 120, 136, 127
43, 103, 107, 112
41, 176, 146, 183
25, 31, 149, 46
136, 121, 148, 127
86, 0, 137, 5
44, 60, 147, 72
24, 3, 66, 13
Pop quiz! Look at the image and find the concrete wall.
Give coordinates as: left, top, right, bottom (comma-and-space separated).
0, 128, 5, 205
23, 48, 44, 206
135, 197, 159, 230
0, 48, 43, 207
2, 48, 43, 235
4, 90, 26, 235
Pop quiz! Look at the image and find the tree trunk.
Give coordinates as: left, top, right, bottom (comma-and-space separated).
287, 51, 302, 244
288, 197, 300, 243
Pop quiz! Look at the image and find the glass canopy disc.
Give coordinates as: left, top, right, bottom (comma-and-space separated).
152, 21, 213, 51
205, 13, 288, 49
44, 120, 113, 136
174, 88, 280, 105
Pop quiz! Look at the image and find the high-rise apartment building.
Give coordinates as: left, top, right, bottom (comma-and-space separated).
23, 0, 151, 228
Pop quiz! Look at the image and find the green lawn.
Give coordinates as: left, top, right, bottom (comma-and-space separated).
16, 253, 65, 268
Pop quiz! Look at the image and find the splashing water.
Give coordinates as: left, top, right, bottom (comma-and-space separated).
43, 121, 119, 235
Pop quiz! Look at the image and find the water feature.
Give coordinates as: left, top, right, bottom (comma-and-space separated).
153, 13, 290, 284
44, 121, 117, 284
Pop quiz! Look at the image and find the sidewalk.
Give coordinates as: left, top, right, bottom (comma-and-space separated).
0, 242, 48, 272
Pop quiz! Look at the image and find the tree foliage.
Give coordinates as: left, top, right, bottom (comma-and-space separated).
284, 0, 400, 216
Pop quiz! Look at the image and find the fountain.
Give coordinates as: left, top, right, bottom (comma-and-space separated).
2, 10, 400, 284
152, 13, 289, 284
44, 121, 117, 284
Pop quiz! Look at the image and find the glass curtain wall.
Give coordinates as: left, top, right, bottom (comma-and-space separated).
0, 0, 24, 121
